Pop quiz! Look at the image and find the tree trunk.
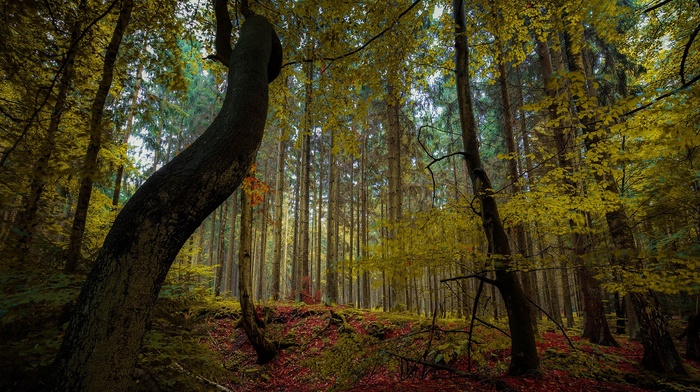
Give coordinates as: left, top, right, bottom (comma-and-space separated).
113, 57, 145, 206
315, 132, 324, 300
15, 0, 85, 252
272, 125, 287, 300
454, 0, 538, 375
299, 55, 313, 301
215, 200, 227, 296
326, 128, 338, 304
579, 266, 618, 345
239, 182, 276, 363
537, 36, 617, 345
495, 21, 538, 335
225, 191, 238, 295
50, 14, 282, 390
361, 135, 371, 309
65, 0, 134, 272
290, 146, 302, 299
257, 192, 269, 300
570, 31, 683, 371
349, 157, 354, 306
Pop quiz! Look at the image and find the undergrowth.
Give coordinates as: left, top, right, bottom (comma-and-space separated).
2, 261, 700, 391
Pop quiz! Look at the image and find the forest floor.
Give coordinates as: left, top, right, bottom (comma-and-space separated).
2, 270, 700, 391
193, 302, 700, 392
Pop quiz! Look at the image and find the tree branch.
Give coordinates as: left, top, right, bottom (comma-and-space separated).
621, 73, 700, 117
282, 0, 423, 69
523, 295, 575, 349
240, 0, 254, 18
680, 23, 699, 85
643, 0, 674, 13
212, 0, 233, 67
440, 274, 498, 287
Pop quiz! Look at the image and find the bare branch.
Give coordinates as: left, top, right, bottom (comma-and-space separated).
282, 0, 423, 69
681, 23, 699, 85
621, 73, 700, 117
523, 295, 575, 349
212, 0, 233, 67
440, 274, 498, 287
643, 0, 674, 13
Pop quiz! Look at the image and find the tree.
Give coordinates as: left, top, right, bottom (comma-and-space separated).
65, 0, 134, 272
11, 0, 88, 254
272, 124, 288, 300
49, 2, 283, 388
453, 0, 539, 376
238, 175, 276, 363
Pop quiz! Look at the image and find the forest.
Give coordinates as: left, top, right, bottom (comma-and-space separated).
1, 0, 700, 390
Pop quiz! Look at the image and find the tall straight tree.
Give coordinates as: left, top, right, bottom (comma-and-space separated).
536, 35, 618, 345
66, 0, 134, 272
239, 176, 276, 363
14, 0, 87, 253
50, 1, 283, 387
490, 1, 538, 334
326, 127, 339, 304
385, 83, 404, 309
112, 48, 146, 206
299, 48, 313, 300
225, 191, 239, 295
453, 0, 539, 375
272, 124, 287, 300
568, 31, 686, 374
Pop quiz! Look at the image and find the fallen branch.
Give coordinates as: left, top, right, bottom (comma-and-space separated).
173, 361, 233, 392
524, 295, 575, 349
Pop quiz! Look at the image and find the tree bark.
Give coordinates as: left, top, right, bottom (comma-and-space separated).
66, 0, 134, 272
272, 125, 287, 300
257, 191, 269, 300
239, 182, 276, 363
50, 14, 282, 390
299, 54, 313, 301
315, 132, 324, 299
215, 200, 227, 296
326, 128, 338, 304
225, 191, 238, 295
454, 0, 539, 375
361, 134, 371, 309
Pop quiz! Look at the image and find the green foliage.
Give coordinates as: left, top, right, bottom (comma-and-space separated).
0, 268, 83, 389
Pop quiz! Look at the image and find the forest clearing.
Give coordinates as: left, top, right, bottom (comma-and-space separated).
1, 0, 700, 390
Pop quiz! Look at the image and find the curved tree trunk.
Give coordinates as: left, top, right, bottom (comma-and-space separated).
454, 0, 539, 376
50, 14, 282, 391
